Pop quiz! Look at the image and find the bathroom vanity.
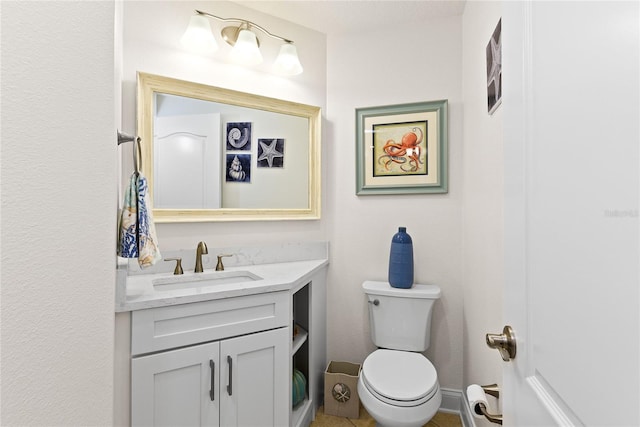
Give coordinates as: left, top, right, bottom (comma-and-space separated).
115, 242, 328, 427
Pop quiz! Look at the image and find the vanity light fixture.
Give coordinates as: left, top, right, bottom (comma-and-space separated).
181, 14, 218, 54
181, 10, 303, 76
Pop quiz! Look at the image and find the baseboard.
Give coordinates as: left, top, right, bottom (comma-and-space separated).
459, 388, 477, 427
439, 388, 479, 427
439, 387, 462, 414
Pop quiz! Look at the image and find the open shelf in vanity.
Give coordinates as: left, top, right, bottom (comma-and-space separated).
292, 282, 311, 427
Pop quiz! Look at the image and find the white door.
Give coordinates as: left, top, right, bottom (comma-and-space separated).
131, 341, 220, 427
500, 1, 639, 426
219, 328, 290, 427
154, 113, 221, 209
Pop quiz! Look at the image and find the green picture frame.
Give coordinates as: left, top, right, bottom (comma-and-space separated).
356, 100, 448, 195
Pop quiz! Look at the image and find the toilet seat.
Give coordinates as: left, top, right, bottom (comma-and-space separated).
361, 349, 438, 408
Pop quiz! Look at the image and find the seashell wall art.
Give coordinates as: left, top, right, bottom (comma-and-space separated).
226, 154, 251, 182
226, 122, 252, 151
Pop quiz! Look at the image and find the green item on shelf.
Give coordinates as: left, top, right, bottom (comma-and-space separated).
292, 369, 306, 407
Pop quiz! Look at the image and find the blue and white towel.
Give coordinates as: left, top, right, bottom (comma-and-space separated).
117, 174, 138, 259
135, 175, 162, 267
117, 173, 161, 268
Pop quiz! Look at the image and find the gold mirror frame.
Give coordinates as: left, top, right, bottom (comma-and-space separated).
137, 72, 321, 222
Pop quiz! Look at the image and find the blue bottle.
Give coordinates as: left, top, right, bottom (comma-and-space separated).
388, 227, 414, 289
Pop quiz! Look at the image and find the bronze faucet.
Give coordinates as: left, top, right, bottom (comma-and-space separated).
195, 241, 208, 273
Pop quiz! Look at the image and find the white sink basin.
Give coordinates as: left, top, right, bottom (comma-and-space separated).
152, 271, 263, 292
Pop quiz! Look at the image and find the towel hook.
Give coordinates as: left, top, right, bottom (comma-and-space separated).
117, 131, 143, 174
117, 131, 135, 145
133, 137, 142, 174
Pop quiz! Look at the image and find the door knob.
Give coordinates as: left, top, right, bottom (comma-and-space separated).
486, 325, 516, 361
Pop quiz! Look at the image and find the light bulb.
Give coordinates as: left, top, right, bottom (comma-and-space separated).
229, 29, 263, 66
181, 15, 218, 54
273, 43, 303, 76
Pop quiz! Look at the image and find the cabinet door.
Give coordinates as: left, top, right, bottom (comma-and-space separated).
132, 341, 220, 427
220, 328, 289, 427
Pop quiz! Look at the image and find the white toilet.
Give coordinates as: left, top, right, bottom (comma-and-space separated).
358, 280, 442, 427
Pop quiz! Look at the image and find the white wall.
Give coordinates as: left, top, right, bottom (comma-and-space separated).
121, 0, 328, 251
461, 1, 504, 422
325, 17, 464, 391
1, 1, 116, 425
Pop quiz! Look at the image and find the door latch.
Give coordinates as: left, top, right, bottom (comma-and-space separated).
486, 325, 516, 361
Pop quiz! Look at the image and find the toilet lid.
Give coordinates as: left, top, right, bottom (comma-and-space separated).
362, 349, 438, 405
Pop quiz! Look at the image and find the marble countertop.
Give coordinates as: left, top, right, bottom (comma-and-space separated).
115, 242, 329, 312
117, 259, 328, 312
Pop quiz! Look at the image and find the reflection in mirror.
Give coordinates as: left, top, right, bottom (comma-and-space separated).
137, 72, 321, 222
154, 94, 221, 209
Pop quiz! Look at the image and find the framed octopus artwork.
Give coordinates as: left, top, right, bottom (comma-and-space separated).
356, 100, 448, 195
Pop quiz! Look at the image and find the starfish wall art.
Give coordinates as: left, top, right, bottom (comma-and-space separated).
257, 138, 285, 168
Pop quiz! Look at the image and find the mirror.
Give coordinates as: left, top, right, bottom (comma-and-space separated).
136, 72, 321, 222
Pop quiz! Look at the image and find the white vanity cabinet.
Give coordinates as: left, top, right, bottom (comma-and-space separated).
131, 291, 290, 427
116, 252, 329, 427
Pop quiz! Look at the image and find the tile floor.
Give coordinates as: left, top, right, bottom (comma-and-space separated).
310, 405, 463, 427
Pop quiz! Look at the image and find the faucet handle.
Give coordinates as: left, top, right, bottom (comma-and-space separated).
164, 257, 184, 275
216, 254, 233, 271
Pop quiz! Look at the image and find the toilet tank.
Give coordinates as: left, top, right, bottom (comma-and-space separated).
363, 281, 441, 352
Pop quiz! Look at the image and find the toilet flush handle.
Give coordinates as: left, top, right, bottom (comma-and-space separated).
368, 299, 380, 306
